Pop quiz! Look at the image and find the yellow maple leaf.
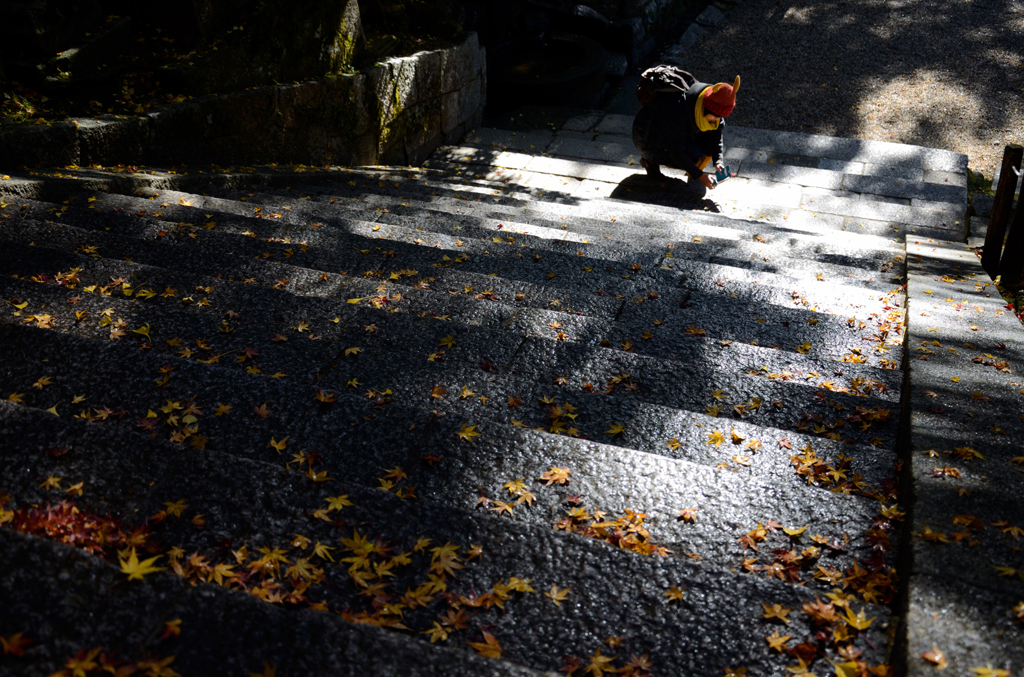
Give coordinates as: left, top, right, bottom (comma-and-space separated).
119, 548, 165, 580
765, 630, 791, 652
324, 495, 352, 512
664, 585, 685, 602
706, 430, 726, 448
585, 648, 617, 677
539, 467, 572, 485
456, 424, 480, 443
842, 606, 874, 630
606, 423, 625, 435
761, 603, 792, 624
969, 666, 1010, 677
421, 622, 449, 643
545, 584, 571, 606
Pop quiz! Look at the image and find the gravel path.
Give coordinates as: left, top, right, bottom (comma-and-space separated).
684, 0, 1024, 180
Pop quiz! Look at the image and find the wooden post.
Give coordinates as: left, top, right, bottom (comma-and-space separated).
998, 179, 1024, 286
982, 144, 1023, 277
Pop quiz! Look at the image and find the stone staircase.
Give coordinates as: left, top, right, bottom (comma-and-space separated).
1, 107, 1021, 675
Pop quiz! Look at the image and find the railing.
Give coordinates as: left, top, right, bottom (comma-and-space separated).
982, 144, 1024, 285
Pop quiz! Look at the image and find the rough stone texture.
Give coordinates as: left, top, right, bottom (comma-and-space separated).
696, 5, 727, 27
904, 237, 1024, 673
76, 116, 149, 167
0, 121, 79, 168
169, 0, 367, 94
0, 33, 486, 170
973, 193, 995, 218
0, 529, 542, 677
678, 23, 708, 49
0, 107, 1015, 677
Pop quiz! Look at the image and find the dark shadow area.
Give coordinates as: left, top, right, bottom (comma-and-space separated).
687, 0, 1024, 177
609, 173, 721, 211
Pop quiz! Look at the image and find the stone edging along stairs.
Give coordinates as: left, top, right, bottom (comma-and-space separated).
0, 108, 1021, 676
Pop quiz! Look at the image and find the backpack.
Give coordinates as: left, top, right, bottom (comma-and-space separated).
636, 66, 697, 106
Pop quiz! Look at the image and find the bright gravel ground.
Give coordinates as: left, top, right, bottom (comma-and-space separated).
688, 0, 1024, 180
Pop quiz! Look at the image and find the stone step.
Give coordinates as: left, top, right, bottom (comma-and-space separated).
0, 204, 908, 369
0, 241, 905, 449
0, 252, 903, 465
0, 401, 894, 674
0, 532, 541, 677
462, 117, 967, 184
0, 164, 916, 295
0, 322, 900, 588
422, 155, 961, 250
12, 185, 897, 309
430, 142, 966, 240
442, 139, 966, 218
332, 160, 910, 252
81, 169, 909, 287
31, 180, 907, 343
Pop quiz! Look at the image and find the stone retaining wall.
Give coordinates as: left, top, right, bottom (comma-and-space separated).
0, 33, 486, 169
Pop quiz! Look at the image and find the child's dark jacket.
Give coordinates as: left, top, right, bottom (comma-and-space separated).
632, 78, 726, 179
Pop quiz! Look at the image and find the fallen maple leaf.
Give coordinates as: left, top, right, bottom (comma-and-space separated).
466, 631, 501, 659
761, 603, 792, 624
119, 548, 165, 580
539, 467, 572, 485
586, 648, 617, 677
456, 424, 480, 443
707, 430, 726, 448
765, 630, 790, 653
664, 585, 685, 602
545, 584, 571, 606
921, 645, 947, 668
0, 632, 31, 656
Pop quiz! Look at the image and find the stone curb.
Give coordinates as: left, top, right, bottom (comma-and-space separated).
903, 236, 1024, 674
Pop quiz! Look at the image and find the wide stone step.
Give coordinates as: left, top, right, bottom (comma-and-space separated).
59, 161, 905, 271
0, 531, 541, 677
0, 402, 894, 675
0, 277, 898, 493
1, 166, 912, 296
434, 136, 966, 232
0, 323, 899, 587
222, 169, 910, 271
112, 183, 910, 303
458, 120, 967, 197
0, 248, 904, 451
59, 173, 906, 293
0, 207, 907, 370
25, 182, 907, 347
